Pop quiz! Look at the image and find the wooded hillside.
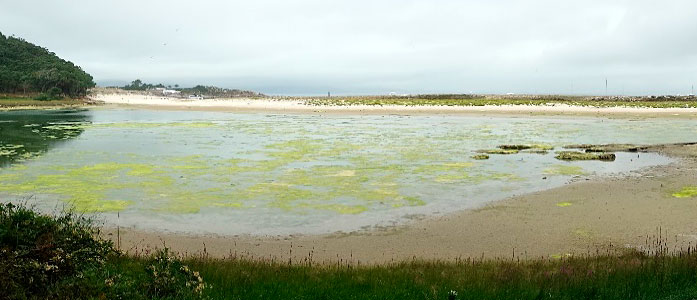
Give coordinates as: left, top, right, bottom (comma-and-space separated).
0, 32, 95, 97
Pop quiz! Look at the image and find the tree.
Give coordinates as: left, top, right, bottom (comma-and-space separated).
0, 31, 95, 97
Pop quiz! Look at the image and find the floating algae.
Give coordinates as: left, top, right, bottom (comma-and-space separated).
472, 154, 490, 160
434, 171, 522, 184
0, 162, 174, 212
543, 165, 587, 176
555, 151, 616, 161
150, 188, 238, 214
556, 202, 573, 207
672, 186, 697, 198
270, 165, 425, 210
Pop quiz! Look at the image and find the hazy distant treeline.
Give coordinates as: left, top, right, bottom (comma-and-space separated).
121, 79, 264, 98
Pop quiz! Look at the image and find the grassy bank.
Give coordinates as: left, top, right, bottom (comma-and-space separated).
305, 95, 697, 108
3, 202, 697, 299
187, 253, 697, 300
0, 95, 86, 108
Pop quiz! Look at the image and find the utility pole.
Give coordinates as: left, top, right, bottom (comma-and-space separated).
605, 78, 608, 96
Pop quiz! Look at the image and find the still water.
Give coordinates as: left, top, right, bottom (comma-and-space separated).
1, 108, 695, 235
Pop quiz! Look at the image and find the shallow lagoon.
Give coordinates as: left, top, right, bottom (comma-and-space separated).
1, 108, 695, 235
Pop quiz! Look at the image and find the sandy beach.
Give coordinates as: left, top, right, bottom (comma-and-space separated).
91, 94, 697, 264
90, 93, 697, 117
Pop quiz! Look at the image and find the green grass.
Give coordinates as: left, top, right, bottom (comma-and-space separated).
0, 97, 84, 108
304, 95, 697, 109
184, 253, 697, 299
0, 94, 85, 108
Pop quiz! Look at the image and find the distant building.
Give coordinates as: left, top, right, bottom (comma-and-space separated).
188, 95, 203, 100
163, 89, 181, 95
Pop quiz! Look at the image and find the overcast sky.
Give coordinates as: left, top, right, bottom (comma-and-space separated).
1, 0, 696, 95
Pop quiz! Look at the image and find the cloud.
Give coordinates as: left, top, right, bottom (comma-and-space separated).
1, 0, 696, 95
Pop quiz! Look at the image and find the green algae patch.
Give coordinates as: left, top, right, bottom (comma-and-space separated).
94, 122, 218, 129
543, 165, 587, 176
413, 162, 474, 175
434, 173, 471, 183
522, 149, 549, 155
151, 189, 235, 214
477, 149, 519, 155
231, 163, 426, 214
556, 202, 573, 207
41, 123, 90, 131
298, 203, 368, 214
472, 154, 489, 160
0, 162, 174, 213
564, 144, 641, 153
87, 200, 132, 212
672, 186, 697, 198
498, 144, 554, 151
555, 151, 616, 161
487, 172, 524, 181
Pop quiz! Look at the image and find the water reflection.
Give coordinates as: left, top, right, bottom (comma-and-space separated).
0, 109, 91, 167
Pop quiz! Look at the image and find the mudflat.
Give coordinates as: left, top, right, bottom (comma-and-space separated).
105, 142, 697, 264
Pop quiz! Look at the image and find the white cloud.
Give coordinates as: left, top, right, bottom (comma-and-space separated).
1, 0, 695, 95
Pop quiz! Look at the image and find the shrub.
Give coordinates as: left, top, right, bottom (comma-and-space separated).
0, 202, 209, 299
32, 93, 63, 101
0, 202, 114, 298
145, 248, 209, 299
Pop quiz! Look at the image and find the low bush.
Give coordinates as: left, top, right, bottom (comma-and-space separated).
0, 202, 209, 299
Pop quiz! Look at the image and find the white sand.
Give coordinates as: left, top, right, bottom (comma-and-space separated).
90, 93, 697, 115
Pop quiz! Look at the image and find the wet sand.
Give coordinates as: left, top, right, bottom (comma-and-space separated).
103, 143, 697, 264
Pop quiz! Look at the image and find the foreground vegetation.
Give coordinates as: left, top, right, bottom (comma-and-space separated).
0, 202, 208, 299
191, 253, 697, 300
305, 94, 697, 108
3, 202, 697, 299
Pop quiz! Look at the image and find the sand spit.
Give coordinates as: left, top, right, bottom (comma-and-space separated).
90, 93, 697, 117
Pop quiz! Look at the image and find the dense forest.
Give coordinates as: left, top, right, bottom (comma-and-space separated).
0, 32, 95, 97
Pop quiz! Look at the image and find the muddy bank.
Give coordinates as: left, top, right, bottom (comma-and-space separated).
103, 143, 697, 264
